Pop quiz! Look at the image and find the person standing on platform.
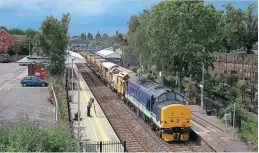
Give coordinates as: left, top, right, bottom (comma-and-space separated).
87, 98, 94, 117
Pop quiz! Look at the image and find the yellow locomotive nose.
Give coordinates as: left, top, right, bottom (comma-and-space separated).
161, 104, 191, 129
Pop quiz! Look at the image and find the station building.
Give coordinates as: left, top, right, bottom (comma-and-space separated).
16, 50, 86, 79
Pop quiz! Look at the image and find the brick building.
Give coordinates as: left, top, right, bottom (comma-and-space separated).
0, 29, 27, 55
210, 52, 258, 80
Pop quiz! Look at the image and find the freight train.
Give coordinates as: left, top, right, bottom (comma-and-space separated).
80, 51, 192, 142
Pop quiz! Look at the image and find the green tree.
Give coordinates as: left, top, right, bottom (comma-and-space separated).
18, 40, 31, 55
8, 28, 25, 35
39, 13, 70, 79
237, 79, 247, 103
241, 3, 258, 54
147, 1, 221, 91
0, 26, 8, 31
183, 77, 197, 99
25, 28, 39, 39
252, 42, 258, 50
87, 32, 93, 40
80, 32, 86, 40
219, 3, 258, 53
126, 9, 151, 70
7, 45, 16, 56
219, 3, 244, 52
117, 33, 123, 42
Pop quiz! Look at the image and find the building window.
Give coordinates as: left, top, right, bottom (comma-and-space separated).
1, 37, 6, 44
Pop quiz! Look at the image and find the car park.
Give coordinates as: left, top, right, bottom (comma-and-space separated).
20, 76, 48, 87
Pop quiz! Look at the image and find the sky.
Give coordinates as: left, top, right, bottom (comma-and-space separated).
0, 0, 257, 37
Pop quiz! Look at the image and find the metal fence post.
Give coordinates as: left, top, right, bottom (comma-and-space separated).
51, 84, 58, 122
100, 141, 102, 152
123, 141, 126, 152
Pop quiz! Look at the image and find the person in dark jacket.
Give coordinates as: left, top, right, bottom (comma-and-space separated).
87, 98, 94, 117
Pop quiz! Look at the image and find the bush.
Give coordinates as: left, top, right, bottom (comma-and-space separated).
239, 116, 258, 151
0, 121, 78, 152
144, 73, 155, 80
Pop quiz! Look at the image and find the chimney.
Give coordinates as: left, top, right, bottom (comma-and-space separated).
116, 31, 118, 36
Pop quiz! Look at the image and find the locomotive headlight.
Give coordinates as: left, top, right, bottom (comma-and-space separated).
186, 120, 190, 123
176, 119, 179, 123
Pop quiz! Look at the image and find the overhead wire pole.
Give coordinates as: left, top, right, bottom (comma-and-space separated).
201, 47, 205, 113
232, 102, 236, 140
200, 63, 204, 113
29, 35, 31, 56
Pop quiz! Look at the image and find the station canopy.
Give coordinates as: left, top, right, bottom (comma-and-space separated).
16, 50, 86, 64
66, 50, 86, 64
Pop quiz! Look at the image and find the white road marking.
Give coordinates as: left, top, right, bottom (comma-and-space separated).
11, 113, 54, 123
0, 73, 11, 80
14, 106, 54, 115
15, 101, 54, 111
7, 74, 13, 79
0, 84, 8, 90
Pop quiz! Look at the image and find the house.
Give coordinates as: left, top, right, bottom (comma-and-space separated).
68, 38, 88, 52
96, 31, 102, 40
0, 29, 27, 55
96, 49, 121, 65
101, 34, 109, 41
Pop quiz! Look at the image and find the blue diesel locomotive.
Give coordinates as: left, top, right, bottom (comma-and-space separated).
125, 75, 191, 141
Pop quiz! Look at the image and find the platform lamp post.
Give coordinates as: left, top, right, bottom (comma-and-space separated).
66, 54, 70, 80
77, 69, 81, 142
72, 58, 75, 104
232, 102, 236, 140
200, 47, 205, 113
200, 62, 205, 113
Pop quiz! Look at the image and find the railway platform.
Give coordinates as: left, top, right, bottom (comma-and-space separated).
189, 105, 253, 152
69, 65, 123, 151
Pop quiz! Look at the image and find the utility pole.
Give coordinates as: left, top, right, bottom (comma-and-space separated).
201, 62, 204, 113
72, 59, 75, 104
232, 102, 236, 140
29, 35, 31, 56
77, 70, 81, 142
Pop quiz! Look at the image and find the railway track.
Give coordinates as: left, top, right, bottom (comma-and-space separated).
191, 113, 225, 132
76, 63, 204, 152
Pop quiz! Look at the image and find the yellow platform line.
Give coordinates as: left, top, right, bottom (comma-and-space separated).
191, 120, 210, 132
80, 81, 109, 141
79, 90, 99, 141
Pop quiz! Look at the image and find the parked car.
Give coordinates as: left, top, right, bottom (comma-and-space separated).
19, 63, 27, 66
2, 56, 9, 63
20, 76, 48, 87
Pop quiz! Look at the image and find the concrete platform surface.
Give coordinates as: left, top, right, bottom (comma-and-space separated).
189, 105, 252, 152
70, 67, 120, 144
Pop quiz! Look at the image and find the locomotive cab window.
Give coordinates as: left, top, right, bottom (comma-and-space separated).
158, 93, 167, 103
176, 93, 185, 103
167, 92, 176, 100
155, 98, 158, 105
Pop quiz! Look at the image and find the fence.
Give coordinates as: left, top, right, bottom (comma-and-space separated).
50, 84, 58, 122
65, 69, 74, 134
82, 141, 126, 152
